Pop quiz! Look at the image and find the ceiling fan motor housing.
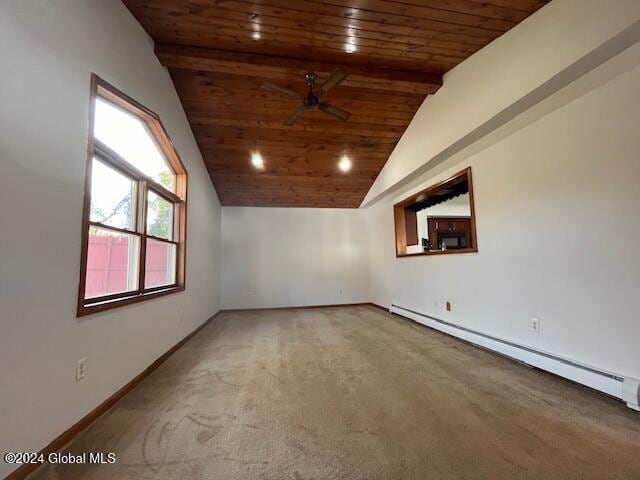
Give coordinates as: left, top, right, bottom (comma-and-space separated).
305, 72, 318, 85
304, 72, 320, 107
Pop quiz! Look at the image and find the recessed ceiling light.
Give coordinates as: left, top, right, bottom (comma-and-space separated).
252, 31, 261, 40
251, 152, 264, 169
345, 35, 357, 53
338, 156, 352, 172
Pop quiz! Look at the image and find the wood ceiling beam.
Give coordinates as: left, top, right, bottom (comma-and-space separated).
156, 43, 442, 94
189, 125, 400, 146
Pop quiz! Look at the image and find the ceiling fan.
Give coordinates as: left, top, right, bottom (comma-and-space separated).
260, 70, 352, 126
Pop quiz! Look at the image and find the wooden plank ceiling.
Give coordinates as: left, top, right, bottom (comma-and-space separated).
123, 0, 548, 207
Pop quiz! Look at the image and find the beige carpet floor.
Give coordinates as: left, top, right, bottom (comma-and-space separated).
29, 306, 640, 480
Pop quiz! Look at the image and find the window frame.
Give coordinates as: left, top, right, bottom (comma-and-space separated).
77, 74, 188, 316
393, 167, 478, 258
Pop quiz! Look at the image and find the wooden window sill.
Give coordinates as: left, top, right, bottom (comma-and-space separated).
77, 286, 185, 317
396, 247, 478, 258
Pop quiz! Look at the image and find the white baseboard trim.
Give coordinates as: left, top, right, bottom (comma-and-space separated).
389, 304, 640, 411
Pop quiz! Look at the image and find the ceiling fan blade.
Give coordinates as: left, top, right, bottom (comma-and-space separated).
260, 81, 302, 98
319, 103, 351, 121
318, 69, 348, 97
284, 105, 308, 126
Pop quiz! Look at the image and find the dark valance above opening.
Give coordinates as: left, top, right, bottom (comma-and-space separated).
407, 176, 469, 212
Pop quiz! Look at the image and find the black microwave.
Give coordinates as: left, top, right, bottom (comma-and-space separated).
438, 233, 467, 250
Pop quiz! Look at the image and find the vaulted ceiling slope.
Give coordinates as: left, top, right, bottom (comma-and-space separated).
123, 0, 549, 207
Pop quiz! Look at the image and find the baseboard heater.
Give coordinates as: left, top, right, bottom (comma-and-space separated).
389, 304, 640, 411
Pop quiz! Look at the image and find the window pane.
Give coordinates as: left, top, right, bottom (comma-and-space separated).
147, 190, 174, 241
94, 98, 175, 191
145, 239, 176, 288
90, 158, 136, 230
85, 226, 139, 299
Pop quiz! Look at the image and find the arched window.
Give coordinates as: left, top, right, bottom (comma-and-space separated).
78, 75, 187, 316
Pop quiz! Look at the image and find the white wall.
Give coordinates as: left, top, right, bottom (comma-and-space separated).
416, 194, 471, 242
221, 208, 369, 309
0, 2, 221, 477
364, 41, 640, 381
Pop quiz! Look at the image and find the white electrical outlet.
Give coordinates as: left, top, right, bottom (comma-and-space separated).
531, 317, 540, 334
76, 358, 87, 382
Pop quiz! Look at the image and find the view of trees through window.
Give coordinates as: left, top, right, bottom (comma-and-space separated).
147, 172, 174, 239
89, 170, 172, 240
